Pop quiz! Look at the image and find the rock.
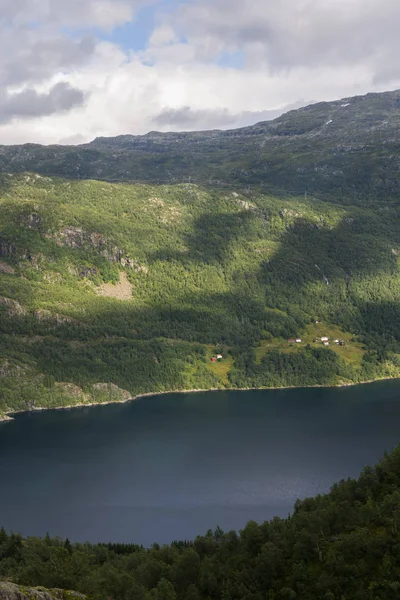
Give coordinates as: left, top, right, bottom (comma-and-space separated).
43, 273, 63, 283
54, 314, 76, 326
34, 309, 78, 326
0, 240, 17, 258
49, 227, 132, 266
0, 361, 27, 377
0, 298, 26, 318
78, 266, 98, 278
55, 383, 90, 402
92, 383, 131, 402
34, 309, 52, 321
20, 213, 42, 230
0, 581, 86, 600
0, 261, 15, 274
149, 197, 165, 206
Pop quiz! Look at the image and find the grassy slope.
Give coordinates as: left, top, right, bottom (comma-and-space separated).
1, 173, 400, 417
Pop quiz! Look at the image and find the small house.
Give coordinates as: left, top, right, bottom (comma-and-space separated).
323, 341, 329, 346
334, 339, 339, 344
211, 357, 217, 363
288, 338, 296, 344
339, 340, 345, 346
295, 339, 302, 343
217, 354, 223, 360
321, 336, 329, 342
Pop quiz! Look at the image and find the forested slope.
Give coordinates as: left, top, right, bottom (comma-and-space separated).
2, 90, 400, 416
1, 170, 400, 417
1, 446, 400, 599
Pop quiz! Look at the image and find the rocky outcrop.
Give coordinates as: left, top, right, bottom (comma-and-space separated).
0, 298, 26, 318
78, 266, 98, 278
55, 383, 91, 403
47, 227, 144, 269
20, 213, 42, 230
0, 261, 15, 274
0, 361, 28, 377
91, 383, 131, 402
33, 310, 78, 326
0, 240, 18, 258
51, 227, 106, 250
0, 582, 85, 600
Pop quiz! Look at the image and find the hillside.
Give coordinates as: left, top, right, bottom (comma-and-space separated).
1, 446, 400, 599
1, 89, 400, 202
2, 90, 400, 417
1, 166, 400, 418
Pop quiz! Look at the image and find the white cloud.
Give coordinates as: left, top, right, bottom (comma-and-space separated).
0, 0, 400, 144
0, 0, 143, 29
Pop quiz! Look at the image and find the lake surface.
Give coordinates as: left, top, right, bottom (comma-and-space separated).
1, 382, 400, 546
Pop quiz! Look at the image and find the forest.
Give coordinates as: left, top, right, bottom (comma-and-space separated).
2, 172, 400, 417
1, 446, 400, 599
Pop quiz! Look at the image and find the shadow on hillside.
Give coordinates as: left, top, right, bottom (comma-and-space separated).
151, 210, 257, 264
61, 211, 400, 349
258, 216, 398, 296
4, 208, 400, 395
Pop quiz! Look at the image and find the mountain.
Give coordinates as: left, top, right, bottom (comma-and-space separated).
1, 446, 400, 599
1, 89, 400, 201
2, 89, 400, 418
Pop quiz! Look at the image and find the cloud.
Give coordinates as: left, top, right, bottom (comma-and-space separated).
170, 0, 400, 75
153, 102, 308, 130
1, 0, 400, 144
0, 82, 86, 124
1, 34, 96, 88
0, 0, 151, 130
0, 0, 141, 30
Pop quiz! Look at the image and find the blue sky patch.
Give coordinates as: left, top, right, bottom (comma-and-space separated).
216, 50, 245, 69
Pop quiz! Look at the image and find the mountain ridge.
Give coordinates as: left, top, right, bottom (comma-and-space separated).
1, 89, 400, 202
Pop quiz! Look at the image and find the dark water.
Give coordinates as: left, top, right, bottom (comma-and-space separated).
1, 382, 400, 546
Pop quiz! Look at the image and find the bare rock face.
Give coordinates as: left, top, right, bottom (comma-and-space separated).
0, 261, 15, 274
0, 298, 26, 318
34, 310, 78, 326
55, 383, 90, 403
92, 382, 131, 402
20, 213, 42, 230
0, 582, 85, 600
0, 361, 29, 377
48, 227, 138, 267
0, 240, 18, 258
33, 309, 52, 321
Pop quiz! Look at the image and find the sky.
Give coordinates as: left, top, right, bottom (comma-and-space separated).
1, 0, 400, 145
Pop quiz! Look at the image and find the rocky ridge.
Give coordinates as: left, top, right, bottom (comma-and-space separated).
1, 89, 400, 201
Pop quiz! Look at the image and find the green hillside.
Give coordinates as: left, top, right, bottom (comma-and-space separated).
1, 446, 400, 599
1, 168, 400, 418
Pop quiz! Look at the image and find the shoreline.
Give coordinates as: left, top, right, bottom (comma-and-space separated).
1, 375, 400, 424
